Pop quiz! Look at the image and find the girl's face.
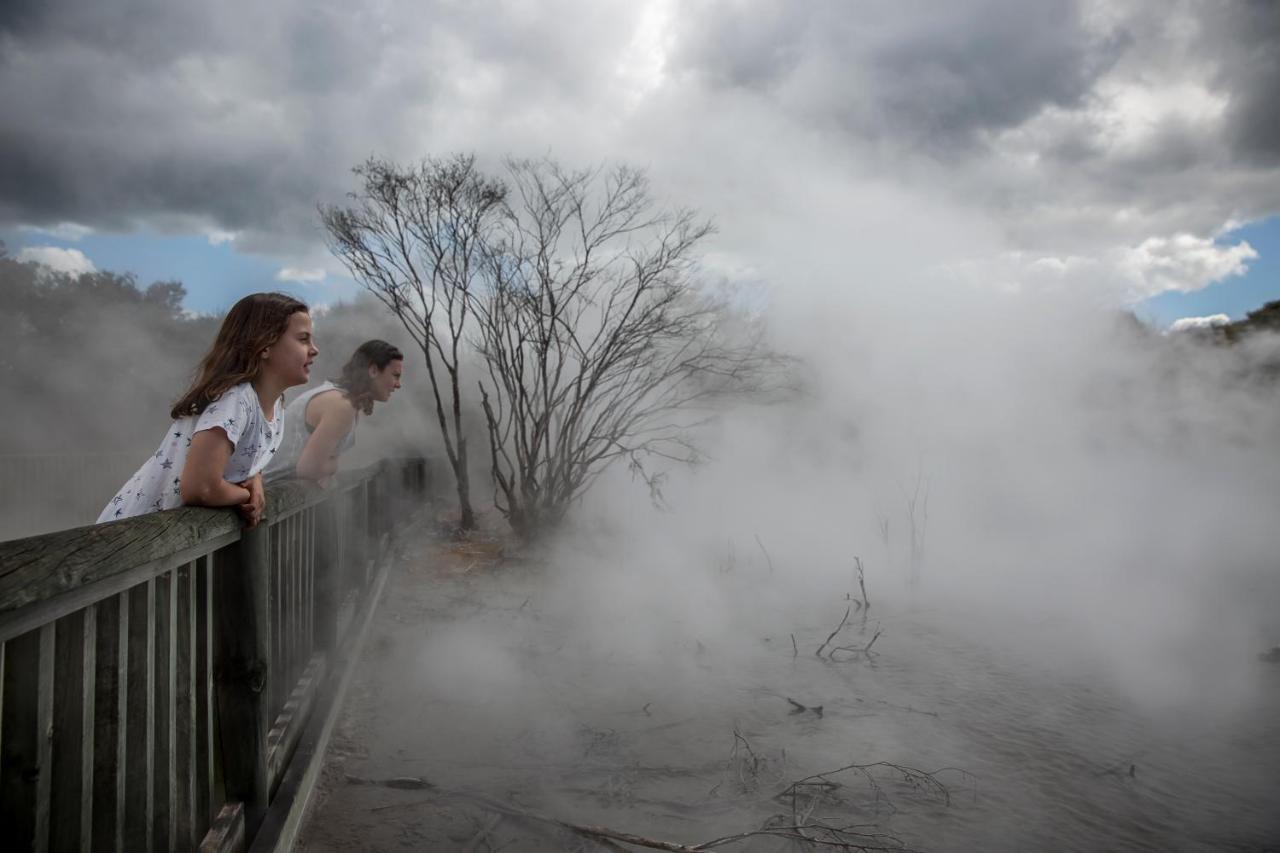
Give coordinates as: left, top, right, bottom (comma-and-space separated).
262, 311, 317, 387
369, 358, 404, 402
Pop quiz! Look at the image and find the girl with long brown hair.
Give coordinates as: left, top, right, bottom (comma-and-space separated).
264, 339, 403, 486
98, 292, 317, 525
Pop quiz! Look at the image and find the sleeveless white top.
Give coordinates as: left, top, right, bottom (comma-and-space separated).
263, 381, 357, 482
98, 382, 283, 522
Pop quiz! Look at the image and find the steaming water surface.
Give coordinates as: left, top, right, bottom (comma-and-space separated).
301, 543, 1280, 852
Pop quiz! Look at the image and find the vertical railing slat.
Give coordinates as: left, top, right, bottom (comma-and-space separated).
122, 578, 154, 852
174, 563, 195, 849
292, 514, 301, 685
213, 525, 272, 837
196, 554, 215, 831
197, 550, 212, 819
147, 573, 172, 853
273, 524, 284, 716
0, 629, 40, 846
114, 592, 129, 853
51, 612, 89, 853
79, 605, 97, 853
306, 508, 315, 655
34, 623, 55, 853
0, 639, 5, 756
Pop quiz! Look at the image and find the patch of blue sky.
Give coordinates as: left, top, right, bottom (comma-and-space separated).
0, 227, 359, 315
6, 218, 1278, 327
1135, 216, 1280, 329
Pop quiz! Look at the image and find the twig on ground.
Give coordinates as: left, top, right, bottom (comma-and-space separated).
855, 557, 870, 611
785, 698, 824, 718
347, 774, 434, 790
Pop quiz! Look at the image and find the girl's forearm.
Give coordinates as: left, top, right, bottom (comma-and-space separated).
181, 478, 253, 508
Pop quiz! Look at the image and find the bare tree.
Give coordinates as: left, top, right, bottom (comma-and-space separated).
321, 155, 505, 530
475, 159, 775, 537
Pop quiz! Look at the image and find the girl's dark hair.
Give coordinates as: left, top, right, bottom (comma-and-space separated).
171, 292, 309, 418
334, 339, 404, 414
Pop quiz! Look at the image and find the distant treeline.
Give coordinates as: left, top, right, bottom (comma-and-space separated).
1217, 300, 1280, 341
2, 242, 1274, 455
0, 245, 410, 455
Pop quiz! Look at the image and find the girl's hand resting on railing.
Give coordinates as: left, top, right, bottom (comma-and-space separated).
237, 474, 265, 527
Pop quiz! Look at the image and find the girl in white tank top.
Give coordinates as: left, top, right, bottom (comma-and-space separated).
264, 340, 404, 484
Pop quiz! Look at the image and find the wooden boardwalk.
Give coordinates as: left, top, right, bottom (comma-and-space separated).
0, 458, 429, 853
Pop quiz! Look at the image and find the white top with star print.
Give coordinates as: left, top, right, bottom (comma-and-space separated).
97, 382, 283, 523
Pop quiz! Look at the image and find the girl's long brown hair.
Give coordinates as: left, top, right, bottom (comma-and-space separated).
171, 292, 309, 418
334, 339, 404, 415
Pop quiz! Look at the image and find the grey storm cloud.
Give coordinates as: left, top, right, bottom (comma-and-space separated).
0, 0, 1277, 281
1205, 0, 1280, 165
669, 0, 1122, 147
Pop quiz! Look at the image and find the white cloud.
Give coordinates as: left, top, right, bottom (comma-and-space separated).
1119, 233, 1257, 297
206, 229, 237, 246
1169, 313, 1231, 332
19, 221, 94, 241
16, 245, 97, 276
275, 266, 326, 283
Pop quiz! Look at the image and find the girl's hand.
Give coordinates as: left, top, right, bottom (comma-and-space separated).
237, 475, 265, 527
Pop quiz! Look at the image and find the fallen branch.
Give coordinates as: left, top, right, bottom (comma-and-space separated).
815, 606, 851, 658
778, 760, 957, 814
830, 624, 882, 662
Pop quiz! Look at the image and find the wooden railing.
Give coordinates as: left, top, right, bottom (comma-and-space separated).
0, 457, 429, 852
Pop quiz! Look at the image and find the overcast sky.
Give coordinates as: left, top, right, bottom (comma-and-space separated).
2, 0, 1278, 320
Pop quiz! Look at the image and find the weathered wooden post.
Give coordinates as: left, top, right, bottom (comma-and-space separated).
212, 524, 272, 836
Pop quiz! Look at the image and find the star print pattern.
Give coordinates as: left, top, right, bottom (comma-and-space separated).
97, 382, 283, 523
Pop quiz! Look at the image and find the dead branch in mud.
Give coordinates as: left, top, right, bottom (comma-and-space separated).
372, 784, 924, 852
720, 540, 736, 574
815, 606, 852, 658
727, 727, 772, 791
855, 557, 871, 611
754, 534, 775, 575
777, 761, 958, 817
830, 623, 882, 662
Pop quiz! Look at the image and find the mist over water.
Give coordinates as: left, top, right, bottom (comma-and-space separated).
301, 274, 1280, 851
